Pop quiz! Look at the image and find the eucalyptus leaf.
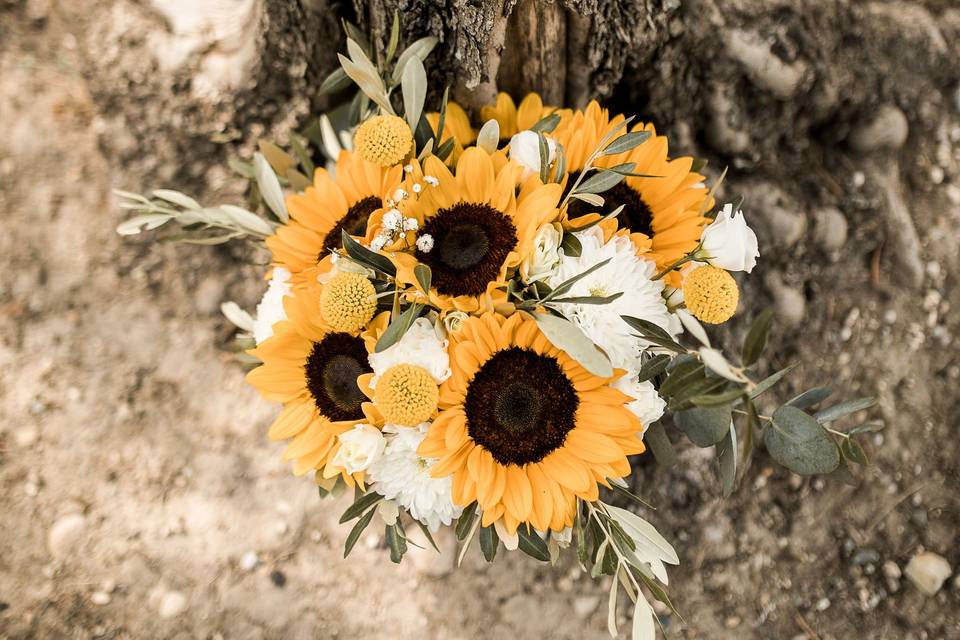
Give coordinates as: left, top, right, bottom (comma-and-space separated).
674, 405, 732, 447
765, 405, 840, 475
253, 152, 288, 222
531, 312, 613, 378
689, 387, 744, 407
841, 437, 869, 466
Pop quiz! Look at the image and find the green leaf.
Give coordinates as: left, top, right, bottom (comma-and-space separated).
529, 113, 561, 133
413, 263, 432, 293
537, 131, 550, 183
455, 502, 478, 540
435, 137, 456, 162
476, 119, 500, 154
643, 421, 677, 467
748, 364, 796, 399
637, 354, 671, 383
253, 152, 288, 222
559, 231, 581, 257
690, 387, 744, 407
574, 169, 627, 195
847, 421, 884, 436
516, 525, 551, 562
543, 257, 612, 300
717, 422, 738, 497
814, 397, 877, 423
375, 302, 423, 353
570, 191, 604, 207
575, 509, 588, 566
227, 158, 256, 179
338, 51, 393, 116
385, 524, 408, 564
658, 361, 705, 398
341, 229, 397, 277
343, 507, 377, 557
412, 519, 441, 552
691, 157, 708, 173
401, 56, 427, 136
548, 292, 624, 305
531, 312, 613, 378
841, 437, 869, 466
765, 405, 840, 475
385, 11, 400, 64
479, 525, 498, 562
742, 309, 774, 366
392, 36, 439, 83
786, 386, 833, 410
553, 146, 567, 183
632, 596, 656, 640
826, 455, 858, 486
339, 491, 383, 523
152, 189, 200, 210
603, 130, 652, 155
675, 405, 732, 447
434, 86, 450, 146
287, 131, 315, 178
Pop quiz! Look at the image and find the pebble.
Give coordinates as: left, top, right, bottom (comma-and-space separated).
905, 552, 952, 595
852, 548, 880, 566
946, 184, 960, 206
239, 551, 259, 571
269, 569, 287, 588
90, 591, 111, 606
47, 513, 87, 559
764, 272, 806, 328
882, 561, 902, 580
812, 207, 848, 252
158, 591, 188, 618
815, 597, 831, 611
848, 105, 909, 152
762, 204, 807, 249
573, 595, 600, 619
14, 427, 38, 447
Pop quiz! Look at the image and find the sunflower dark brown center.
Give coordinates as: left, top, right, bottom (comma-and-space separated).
415, 202, 518, 297
564, 171, 654, 238
304, 332, 370, 421
320, 195, 382, 258
464, 347, 578, 465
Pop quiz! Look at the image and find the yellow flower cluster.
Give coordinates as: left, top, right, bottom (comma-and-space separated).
319, 271, 377, 332
353, 114, 412, 166
373, 364, 439, 426
683, 265, 739, 324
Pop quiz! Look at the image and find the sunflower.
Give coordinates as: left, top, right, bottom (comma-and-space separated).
246, 307, 378, 485
553, 101, 712, 275
265, 150, 402, 287
418, 312, 645, 535
392, 148, 562, 313
481, 92, 567, 141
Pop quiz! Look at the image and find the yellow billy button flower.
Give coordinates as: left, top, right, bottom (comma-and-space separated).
683, 265, 739, 324
373, 364, 439, 426
354, 115, 413, 166
319, 272, 377, 333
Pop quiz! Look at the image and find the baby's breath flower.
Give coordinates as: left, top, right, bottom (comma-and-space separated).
402, 217, 419, 231
423, 175, 439, 187
416, 233, 434, 253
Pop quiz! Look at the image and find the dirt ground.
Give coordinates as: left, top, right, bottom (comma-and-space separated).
1, 1, 958, 639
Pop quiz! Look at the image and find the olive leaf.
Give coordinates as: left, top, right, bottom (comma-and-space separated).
814, 397, 877, 423
531, 311, 613, 378
401, 55, 427, 135
516, 525, 551, 562
742, 309, 774, 366
603, 130, 652, 155
717, 422, 738, 497
574, 169, 628, 194
343, 507, 377, 558
253, 152, 288, 222
375, 302, 423, 353
392, 36, 439, 83
479, 525, 498, 562
476, 119, 500, 154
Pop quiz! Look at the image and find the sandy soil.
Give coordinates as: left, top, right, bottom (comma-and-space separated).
1, 2, 958, 639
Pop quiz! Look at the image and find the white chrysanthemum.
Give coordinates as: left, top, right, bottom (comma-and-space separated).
368, 317, 451, 387
252, 267, 291, 345
546, 227, 674, 372
367, 424, 463, 531
613, 376, 666, 434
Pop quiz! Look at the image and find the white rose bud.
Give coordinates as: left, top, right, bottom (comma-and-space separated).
519, 223, 562, 283
698, 204, 760, 273
509, 130, 556, 179
330, 424, 385, 474
441, 310, 469, 336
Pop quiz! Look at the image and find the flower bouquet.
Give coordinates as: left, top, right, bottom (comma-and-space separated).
116, 19, 877, 638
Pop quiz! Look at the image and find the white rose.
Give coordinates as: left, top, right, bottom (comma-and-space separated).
519, 223, 562, 283
252, 267, 291, 345
441, 310, 469, 336
509, 130, 556, 179
330, 424, 385, 474
698, 204, 760, 273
